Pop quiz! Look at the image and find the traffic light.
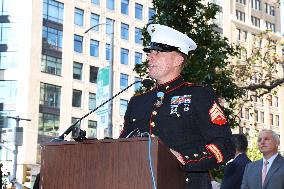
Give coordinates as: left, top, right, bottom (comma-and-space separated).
22, 164, 31, 184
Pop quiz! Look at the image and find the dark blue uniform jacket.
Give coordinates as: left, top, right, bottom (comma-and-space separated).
120, 76, 235, 189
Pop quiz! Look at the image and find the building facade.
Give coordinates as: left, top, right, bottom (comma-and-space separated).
0, 0, 154, 186
221, 0, 284, 153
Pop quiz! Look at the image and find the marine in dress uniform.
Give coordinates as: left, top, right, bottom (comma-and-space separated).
120, 24, 235, 189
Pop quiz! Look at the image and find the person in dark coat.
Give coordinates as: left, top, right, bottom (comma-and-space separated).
220, 134, 251, 189
33, 173, 40, 189
120, 24, 235, 189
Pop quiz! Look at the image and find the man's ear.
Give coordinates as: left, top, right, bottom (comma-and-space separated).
173, 53, 184, 67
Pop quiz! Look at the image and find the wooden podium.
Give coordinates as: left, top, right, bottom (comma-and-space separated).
40, 137, 186, 189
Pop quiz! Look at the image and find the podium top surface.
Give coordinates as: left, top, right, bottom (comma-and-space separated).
42, 137, 159, 146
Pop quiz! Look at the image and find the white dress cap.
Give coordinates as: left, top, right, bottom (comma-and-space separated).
146, 24, 197, 55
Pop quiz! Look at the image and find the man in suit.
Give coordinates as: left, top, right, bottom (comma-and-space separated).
221, 134, 251, 189
241, 129, 284, 189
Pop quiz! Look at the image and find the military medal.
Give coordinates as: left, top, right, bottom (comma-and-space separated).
154, 92, 164, 108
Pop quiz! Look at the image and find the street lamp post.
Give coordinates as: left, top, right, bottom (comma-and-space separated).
84, 23, 114, 138
6, 115, 31, 187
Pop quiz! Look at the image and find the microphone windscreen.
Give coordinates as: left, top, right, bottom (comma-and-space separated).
141, 79, 154, 90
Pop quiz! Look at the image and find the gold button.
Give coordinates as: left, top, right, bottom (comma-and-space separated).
152, 111, 157, 115
194, 154, 198, 157
185, 155, 189, 159
150, 122, 155, 127
132, 119, 136, 122
203, 152, 207, 155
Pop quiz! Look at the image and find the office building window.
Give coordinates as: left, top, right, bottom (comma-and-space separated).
120, 48, 129, 65
135, 3, 143, 20
260, 111, 264, 123
265, 21, 275, 32
251, 0, 260, 10
269, 113, 273, 126
74, 34, 83, 53
265, 3, 275, 16
0, 81, 17, 104
135, 52, 142, 65
120, 99, 128, 116
0, 23, 17, 44
243, 31, 247, 41
236, 10, 245, 22
91, 0, 100, 5
106, 43, 111, 61
73, 62, 83, 80
236, 28, 241, 41
135, 27, 142, 44
274, 96, 278, 107
0, 51, 18, 69
41, 54, 62, 76
88, 120, 97, 138
254, 110, 259, 122
121, 0, 129, 15
120, 73, 128, 89
43, 0, 64, 24
121, 23, 129, 40
89, 66, 98, 83
275, 115, 279, 126
106, 18, 114, 35
251, 16, 260, 27
72, 89, 82, 108
89, 93, 96, 110
74, 8, 84, 26
236, 0, 246, 5
134, 77, 141, 91
71, 117, 81, 129
106, 0, 114, 10
90, 39, 99, 57
240, 108, 244, 118
148, 8, 155, 21
40, 83, 61, 108
42, 26, 63, 51
0, 0, 14, 15
38, 112, 59, 136
90, 13, 100, 31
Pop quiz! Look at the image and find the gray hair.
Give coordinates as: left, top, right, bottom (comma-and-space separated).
259, 129, 280, 144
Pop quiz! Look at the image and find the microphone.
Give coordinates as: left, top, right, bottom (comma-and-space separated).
51, 78, 154, 142
141, 78, 155, 90
125, 128, 140, 138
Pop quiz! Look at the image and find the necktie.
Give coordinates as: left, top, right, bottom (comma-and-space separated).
262, 160, 269, 185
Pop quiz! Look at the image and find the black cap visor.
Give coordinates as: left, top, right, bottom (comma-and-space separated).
143, 42, 180, 53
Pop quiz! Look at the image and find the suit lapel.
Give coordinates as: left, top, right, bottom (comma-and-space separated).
255, 160, 263, 188
262, 154, 281, 188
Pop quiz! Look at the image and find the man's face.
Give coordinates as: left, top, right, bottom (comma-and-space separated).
146, 50, 183, 83
257, 130, 278, 157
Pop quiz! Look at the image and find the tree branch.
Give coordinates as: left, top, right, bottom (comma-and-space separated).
241, 78, 284, 91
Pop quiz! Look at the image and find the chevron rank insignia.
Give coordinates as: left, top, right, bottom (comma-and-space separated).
209, 101, 227, 126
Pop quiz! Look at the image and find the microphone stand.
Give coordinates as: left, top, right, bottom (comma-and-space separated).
51, 80, 142, 142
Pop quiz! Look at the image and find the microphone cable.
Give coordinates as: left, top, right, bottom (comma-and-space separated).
145, 132, 157, 189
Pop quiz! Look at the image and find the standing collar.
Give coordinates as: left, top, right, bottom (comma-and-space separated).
155, 75, 185, 93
